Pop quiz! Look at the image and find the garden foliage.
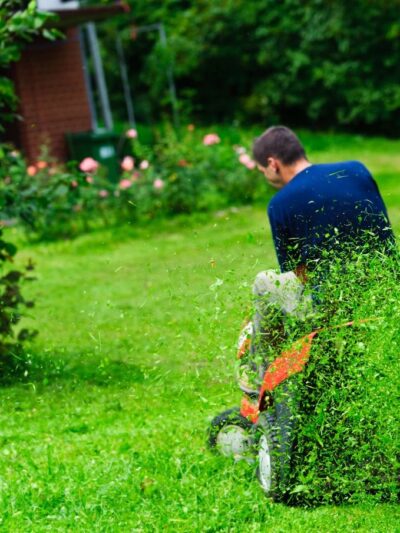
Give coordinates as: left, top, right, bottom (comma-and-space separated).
0, 127, 266, 240
0, 227, 36, 377
275, 242, 400, 505
102, 0, 400, 134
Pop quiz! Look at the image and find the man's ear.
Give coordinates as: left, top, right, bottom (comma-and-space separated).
268, 157, 280, 173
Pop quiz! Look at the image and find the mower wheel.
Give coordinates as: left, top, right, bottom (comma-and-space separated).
256, 415, 281, 500
208, 407, 254, 460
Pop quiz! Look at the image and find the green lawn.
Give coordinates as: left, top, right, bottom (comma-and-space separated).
0, 132, 399, 531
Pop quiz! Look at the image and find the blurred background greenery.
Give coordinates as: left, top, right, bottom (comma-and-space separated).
98, 0, 400, 134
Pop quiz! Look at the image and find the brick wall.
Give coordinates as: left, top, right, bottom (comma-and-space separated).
12, 27, 92, 162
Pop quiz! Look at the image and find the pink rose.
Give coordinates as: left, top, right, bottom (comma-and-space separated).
86, 176, 94, 184
131, 171, 140, 181
71, 180, 78, 188
239, 153, 256, 169
36, 160, 47, 169
239, 153, 251, 165
121, 156, 135, 172
126, 128, 138, 139
139, 160, 149, 170
203, 133, 221, 146
153, 178, 164, 190
27, 165, 37, 176
119, 178, 132, 190
99, 189, 109, 198
79, 157, 99, 173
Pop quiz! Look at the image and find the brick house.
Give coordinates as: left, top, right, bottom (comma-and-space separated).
8, 1, 126, 163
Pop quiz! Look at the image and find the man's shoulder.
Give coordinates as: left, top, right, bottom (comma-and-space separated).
310, 160, 368, 174
267, 160, 372, 213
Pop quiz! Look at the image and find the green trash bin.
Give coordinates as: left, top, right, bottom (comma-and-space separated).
66, 130, 125, 182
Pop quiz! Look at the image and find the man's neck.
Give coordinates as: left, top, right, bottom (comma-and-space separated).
280, 158, 312, 185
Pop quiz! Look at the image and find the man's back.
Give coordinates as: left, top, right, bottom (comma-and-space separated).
268, 161, 394, 271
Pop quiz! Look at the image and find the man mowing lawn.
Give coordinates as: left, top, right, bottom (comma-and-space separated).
210, 126, 396, 498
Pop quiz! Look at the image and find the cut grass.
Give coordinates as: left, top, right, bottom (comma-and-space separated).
0, 131, 399, 531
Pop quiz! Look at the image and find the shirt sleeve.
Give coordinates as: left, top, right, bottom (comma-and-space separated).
268, 201, 291, 272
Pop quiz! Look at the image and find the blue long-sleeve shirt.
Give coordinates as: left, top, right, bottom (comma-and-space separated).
268, 161, 394, 272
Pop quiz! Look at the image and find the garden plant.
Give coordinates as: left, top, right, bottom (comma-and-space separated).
0, 125, 265, 240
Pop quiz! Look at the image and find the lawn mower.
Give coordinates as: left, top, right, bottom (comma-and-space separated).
208, 319, 358, 499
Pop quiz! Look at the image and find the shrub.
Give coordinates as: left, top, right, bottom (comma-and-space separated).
0, 227, 36, 378
0, 145, 115, 239
0, 127, 267, 240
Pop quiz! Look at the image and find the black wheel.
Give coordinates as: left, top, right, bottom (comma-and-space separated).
208, 407, 254, 459
256, 413, 282, 500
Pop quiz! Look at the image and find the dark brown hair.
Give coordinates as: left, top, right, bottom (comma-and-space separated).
253, 125, 307, 166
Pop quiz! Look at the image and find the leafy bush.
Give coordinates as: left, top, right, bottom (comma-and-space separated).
101, 0, 400, 135
278, 243, 400, 505
0, 127, 266, 240
0, 145, 113, 239
0, 227, 36, 377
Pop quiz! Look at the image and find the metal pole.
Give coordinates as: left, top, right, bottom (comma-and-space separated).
115, 35, 136, 128
85, 22, 113, 130
158, 23, 180, 130
79, 27, 98, 131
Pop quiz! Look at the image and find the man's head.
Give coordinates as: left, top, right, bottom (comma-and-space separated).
253, 126, 309, 189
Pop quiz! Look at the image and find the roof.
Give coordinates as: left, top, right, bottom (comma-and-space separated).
48, 2, 129, 28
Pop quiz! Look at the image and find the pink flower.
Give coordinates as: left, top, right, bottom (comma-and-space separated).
27, 165, 37, 176
239, 153, 251, 165
239, 153, 256, 169
153, 178, 164, 190
79, 157, 99, 173
71, 180, 78, 188
36, 160, 47, 169
99, 189, 109, 198
86, 176, 94, 184
203, 133, 221, 146
131, 171, 140, 181
139, 160, 149, 170
126, 128, 138, 139
121, 156, 135, 172
119, 178, 132, 190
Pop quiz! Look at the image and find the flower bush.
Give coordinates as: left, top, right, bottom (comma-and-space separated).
0, 126, 266, 240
